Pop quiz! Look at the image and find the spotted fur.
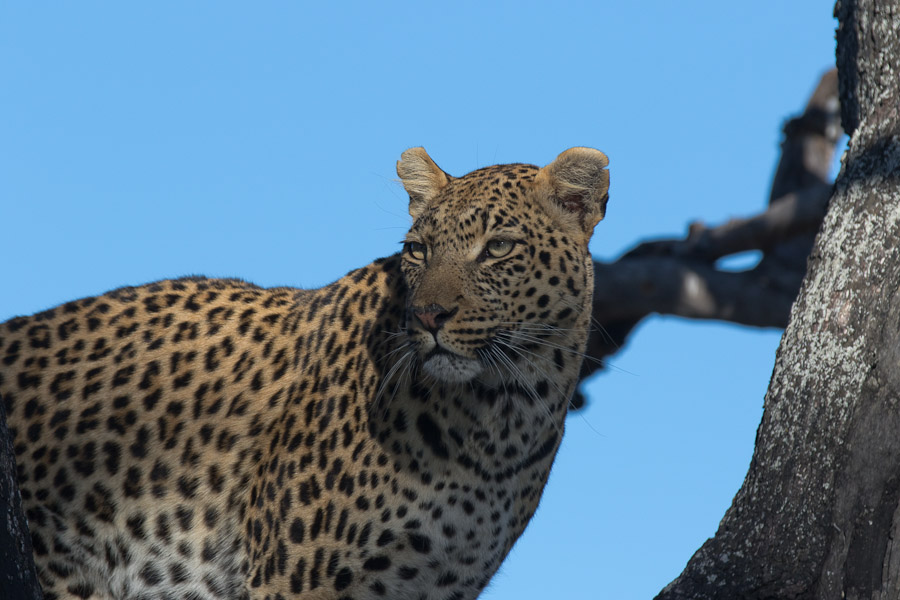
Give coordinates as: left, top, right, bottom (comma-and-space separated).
0, 147, 609, 600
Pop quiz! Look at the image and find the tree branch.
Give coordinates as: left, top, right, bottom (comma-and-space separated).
575, 68, 841, 404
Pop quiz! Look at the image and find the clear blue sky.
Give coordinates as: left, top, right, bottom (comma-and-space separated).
1, 2, 837, 598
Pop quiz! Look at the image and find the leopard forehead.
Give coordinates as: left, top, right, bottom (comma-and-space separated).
409, 163, 543, 233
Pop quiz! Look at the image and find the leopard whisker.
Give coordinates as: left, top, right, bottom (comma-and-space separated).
498, 330, 606, 368
555, 296, 620, 348
501, 329, 636, 376
373, 343, 416, 415
488, 342, 563, 437
494, 341, 574, 402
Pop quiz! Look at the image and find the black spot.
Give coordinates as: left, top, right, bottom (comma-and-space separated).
363, 555, 392, 571
310, 547, 324, 589
139, 361, 160, 389
73, 442, 97, 476
31, 531, 48, 556
139, 562, 163, 586
204, 506, 219, 529
150, 460, 169, 481
123, 466, 142, 498
522, 433, 560, 470
408, 533, 431, 553
24, 397, 44, 419
102, 441, 121, 475
67, 583, 95, 599
177, 475, 199, 499
169, 562, 190, 584
416, 412, 449, 459
18, 371, 41, 390
538, 251, 551, 268
205, 347, 220, 372
143, 388, 161, 411
173, 372, 193, 389
3, 339, 21, 365
334, 567, 353, 591
176, 505, 194, 531
289, 518, 305, 544
276, 540, 288, 577
310, 508, 324, 540
553, 348, 565, 371
202, 540, 217, 562
290, 557, 306, 593
376, 529, 396, 547
27, 422, 42, 442
208, 465, 224, 493
184, 294, 202, 312
155, 514, 171, 543
112, 365, 135, 388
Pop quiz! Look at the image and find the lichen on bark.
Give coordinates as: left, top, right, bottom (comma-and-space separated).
657, 1, 900, 598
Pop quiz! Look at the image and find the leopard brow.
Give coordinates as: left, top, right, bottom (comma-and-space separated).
483, 228, 524, 242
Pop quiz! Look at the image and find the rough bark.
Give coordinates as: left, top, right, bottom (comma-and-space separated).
0, 402, 43, 599
657, 1, 900, 598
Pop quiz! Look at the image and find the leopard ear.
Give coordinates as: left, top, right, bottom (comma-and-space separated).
397, 147, 453, 220
536, 147, 610, 237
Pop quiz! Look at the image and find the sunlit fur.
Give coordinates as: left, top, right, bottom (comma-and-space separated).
0, 147, 608, 600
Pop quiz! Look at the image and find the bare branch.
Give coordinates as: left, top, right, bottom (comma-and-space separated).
623, 182, 832, 262
592, 255, 800, 327
576, 69, 842, 399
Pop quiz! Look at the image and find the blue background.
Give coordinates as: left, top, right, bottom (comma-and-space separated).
1, 3, 838, 598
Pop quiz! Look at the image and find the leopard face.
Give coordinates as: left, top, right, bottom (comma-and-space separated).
397, 149, 608, 387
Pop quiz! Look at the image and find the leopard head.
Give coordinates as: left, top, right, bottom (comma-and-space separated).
396, 147, 609, 384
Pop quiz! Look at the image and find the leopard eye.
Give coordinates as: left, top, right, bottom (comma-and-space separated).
405, 241, 427, 261
485, 239, 514, 259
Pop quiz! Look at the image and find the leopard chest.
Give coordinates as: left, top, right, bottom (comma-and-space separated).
253, 385, 562, 600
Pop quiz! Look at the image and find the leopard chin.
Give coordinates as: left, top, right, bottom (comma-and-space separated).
423, 350, 484, 382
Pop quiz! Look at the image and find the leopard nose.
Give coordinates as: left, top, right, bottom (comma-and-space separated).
412, 304, 458, 334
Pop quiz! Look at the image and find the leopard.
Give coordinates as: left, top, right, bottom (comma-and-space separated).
0, 146, 610, 600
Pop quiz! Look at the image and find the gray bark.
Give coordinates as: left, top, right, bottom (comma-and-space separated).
657, 0, 900, 597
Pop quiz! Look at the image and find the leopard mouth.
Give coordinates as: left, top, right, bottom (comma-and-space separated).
425, 345, 457, 359
421, 344, 484, 382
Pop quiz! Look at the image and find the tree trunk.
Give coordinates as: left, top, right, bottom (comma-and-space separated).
657, 1, 900, 598
0, 401, 43, 600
